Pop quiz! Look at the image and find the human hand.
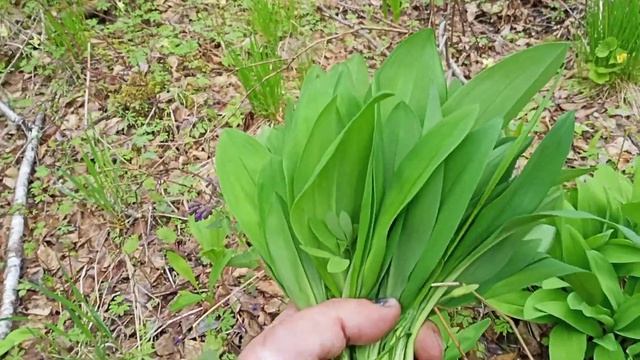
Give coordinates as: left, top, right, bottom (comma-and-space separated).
239, 298, 443, 360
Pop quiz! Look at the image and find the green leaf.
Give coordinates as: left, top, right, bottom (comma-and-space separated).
622, 201, 640, 224
228, 248, 260, 269
0, 328, 40, 357
486, 291, 529, 319
216, 129, 272, 262
374, 29, 446, 122
594, 341, 625, 360
523, 288, 567, 321
587, 250, 625, 310
535, 301, 603, 337
567, 292, 614, 327
549, 324, 587, 360
361, 105, 478, 295
156, 226, 177, 244
627, 342, 640, 356
443, 42, 568, 127
122, 235, 139, 255
402, 118, 502, 304
169, 291, 205, 312
166, 251, 198, 288
614, 294, 640, 330
327, 256, 350, 274
594, 333, 618, 352
443, 318, 491, 360
447, 113, 575, 273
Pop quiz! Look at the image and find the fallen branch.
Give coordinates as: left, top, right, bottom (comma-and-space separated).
0, 112, 44, 339
319, 5, 391, 56
437, 20, 468, 84
0, 100, 25, 127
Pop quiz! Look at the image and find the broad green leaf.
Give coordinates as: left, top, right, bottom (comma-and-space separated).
447, 113, 575, 272
622, 201, 640, 224
361, 105, 478, 295
381, 101, 421, 187
614, 294, 640, 330
616, 320, 640, 339
291, 96, 388, 271
227, 248, 260, 269
560, 224, 604, 305
374, 29, 445, 122
156, 226, 177, 243
443, 42, 568, 127
594, 333, 619, 351
122, 235, 139, 255
587, 250, 624, 310
292, 96, 343, 195
386, 166, 443, 299
327, 256, 350, 274
443, 318, 491, 360
188, 214, 228, 252
486, 291, 529, 319
485, 257, 584, 298
586, 230, 614, 249
208, 251, 233, 290
627, 342, 640, 356
549, 324, 587, 360
0, 328, 40, 357
523, 288, 567, 321
402, 118, 502, 304
535, 301, 603, 337
166, 251, 198, 288
567, 292, 614, 327
169, 291, 205, 313
259, 160, 323, 307
594, 341, 625, 360
216, 129, 271, 262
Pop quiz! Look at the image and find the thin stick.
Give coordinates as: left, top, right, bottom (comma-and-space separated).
189, 271, 263, 334
0, 112, 44, 339
0, 100, 24, 127
433, 307, 469, 360
471, 290, 534, 360
84, 42, 91, 127
319, 5, 390, 56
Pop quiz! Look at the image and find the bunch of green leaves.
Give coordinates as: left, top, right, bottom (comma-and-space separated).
226, 39, 284, 120
247, 0, 296, 45
488, 165, 640, 360
217, 29, 574, 359
584, 0, 640, 83
167, 211, 259, 313
43, 1, 89, 64
64, 131, 138, 219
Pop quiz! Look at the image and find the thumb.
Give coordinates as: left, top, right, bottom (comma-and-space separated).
240, 298, 401, 360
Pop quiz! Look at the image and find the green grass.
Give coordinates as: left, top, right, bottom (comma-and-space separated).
584, 0, 640, 83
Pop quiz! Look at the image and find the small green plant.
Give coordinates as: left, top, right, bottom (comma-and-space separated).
108, 295, 131, 317
248, 0, 296, 44
488, 165, 640, 359
227, 38, 284, 120
64, 131, 138, 219
167, 211, 259, 313
584, 0, 640, 83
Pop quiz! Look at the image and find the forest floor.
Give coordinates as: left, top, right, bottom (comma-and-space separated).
1, 0, 639, 359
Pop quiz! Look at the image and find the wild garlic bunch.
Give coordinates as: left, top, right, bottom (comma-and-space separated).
217, 29, 574, 359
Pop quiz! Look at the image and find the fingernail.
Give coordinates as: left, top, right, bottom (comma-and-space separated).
373, 298, 398, 308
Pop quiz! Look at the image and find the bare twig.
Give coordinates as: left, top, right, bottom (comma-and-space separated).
189, 271, 263, 334
433, 307, 469, 360
318, 5, 391, 56
84, 42, 91, 127
437, 20, 467, 84
0, 100, 25, 127
0, 22, 36, 87
0, 112, 45, 339
471, 290, 534, 360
